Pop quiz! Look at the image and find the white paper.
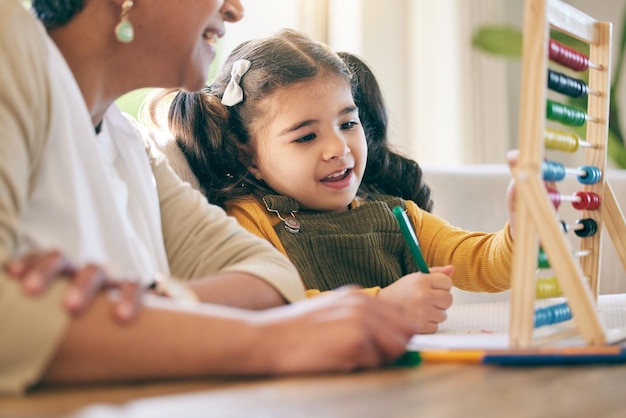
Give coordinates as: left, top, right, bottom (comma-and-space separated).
408, 293, 626, 350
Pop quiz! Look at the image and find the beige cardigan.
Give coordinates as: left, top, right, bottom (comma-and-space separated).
0, 0, 304, 395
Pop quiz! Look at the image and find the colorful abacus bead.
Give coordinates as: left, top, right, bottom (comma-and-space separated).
542, 160, 601, 184
577, 165, 602, 184
542, 160, 566, 181
546, 100, 588, 127
575, 218, 598, 237
548, 39, 591, 72
536, 277, 562, 298
561, 218, 598, 237
537, 248, 550, 268
536, 248, 590, 269
548, 190, 601, 210
544, 127, 592, 153
534, 302, 572, 328
548, 190, 562, 209
547, 69, 588, 98
571, 191, 601, 210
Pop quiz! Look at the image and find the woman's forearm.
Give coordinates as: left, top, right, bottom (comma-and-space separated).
41, 289, 414, 385
42, 293, 264, 384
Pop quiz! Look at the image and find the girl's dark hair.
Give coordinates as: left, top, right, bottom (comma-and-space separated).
158, 28, 432, 212
337, 52, 433, 212
31, 0, 84, 30
159, 29, 353, 208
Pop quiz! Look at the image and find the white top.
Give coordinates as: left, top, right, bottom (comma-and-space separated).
17, 35, 169, 285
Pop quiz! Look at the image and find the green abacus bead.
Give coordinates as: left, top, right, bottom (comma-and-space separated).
546, 100, 586, 126
537, 249, 550, 268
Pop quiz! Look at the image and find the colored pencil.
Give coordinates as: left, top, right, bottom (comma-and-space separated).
394, 346, 626, 367
393, 206, 429, 273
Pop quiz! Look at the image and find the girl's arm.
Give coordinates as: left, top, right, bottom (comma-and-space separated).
407, 200, 514, 293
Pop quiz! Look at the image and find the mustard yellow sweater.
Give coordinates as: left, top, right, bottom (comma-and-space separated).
226, 194, 514, 297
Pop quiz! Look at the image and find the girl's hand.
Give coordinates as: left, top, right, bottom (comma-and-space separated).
377, 265, 454, 334
506, 149, 519, 240
5, 250, 143, 323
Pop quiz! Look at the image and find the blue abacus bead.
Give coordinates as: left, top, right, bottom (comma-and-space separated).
574, 218, 597, 237
542, 160, 566, 181
534, 302, 572, 328
578, 165, 601, 184
553, 302, 573, 323
534, 307, 553, 328
534, 310, 547, 328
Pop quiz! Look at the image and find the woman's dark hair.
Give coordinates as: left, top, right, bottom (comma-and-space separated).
337, 52, 433, 212
32, 0, 84, 30
158, 28, 353, 208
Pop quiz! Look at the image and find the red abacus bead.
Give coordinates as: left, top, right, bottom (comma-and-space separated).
572, 191, 601, 210
549, 40, 589, 72
548, 190, 562, 209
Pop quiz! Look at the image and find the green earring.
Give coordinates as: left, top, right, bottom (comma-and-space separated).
115, 0, 135, 43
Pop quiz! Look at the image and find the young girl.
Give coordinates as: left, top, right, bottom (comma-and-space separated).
156, 29, 515, 333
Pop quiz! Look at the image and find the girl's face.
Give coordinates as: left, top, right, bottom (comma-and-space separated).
140, 0, 243, 92
247, 75, 367, 213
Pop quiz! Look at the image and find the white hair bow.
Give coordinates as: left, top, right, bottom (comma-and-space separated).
221, 59, 252, 106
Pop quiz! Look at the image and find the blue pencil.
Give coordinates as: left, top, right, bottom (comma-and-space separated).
392, 206, 430, 273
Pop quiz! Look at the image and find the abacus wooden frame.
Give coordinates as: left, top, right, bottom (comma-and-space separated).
510, 0, 626, 347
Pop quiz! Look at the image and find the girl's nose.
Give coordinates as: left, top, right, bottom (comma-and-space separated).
323, 134, 350, 161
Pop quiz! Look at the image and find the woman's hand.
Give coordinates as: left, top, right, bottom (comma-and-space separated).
5, 250, 143, 322
377, 265, 453, 334
253, 289, 415, 373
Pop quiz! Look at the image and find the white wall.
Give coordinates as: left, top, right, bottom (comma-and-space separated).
217, 0, 625, 167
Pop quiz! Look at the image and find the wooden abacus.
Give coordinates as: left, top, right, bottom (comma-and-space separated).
510, 0, 626, 347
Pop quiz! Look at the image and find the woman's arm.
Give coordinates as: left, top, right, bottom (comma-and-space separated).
148, 141, 306, 308
42, 289, 414, 384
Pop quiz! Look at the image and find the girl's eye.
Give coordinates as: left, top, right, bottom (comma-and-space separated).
295, 133, 316, 143
341, 120, 359, 130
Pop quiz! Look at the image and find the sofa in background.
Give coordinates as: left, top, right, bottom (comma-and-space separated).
422, 164, 626, 303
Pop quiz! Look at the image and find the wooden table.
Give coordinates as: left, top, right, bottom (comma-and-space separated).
2, 362, 625, 418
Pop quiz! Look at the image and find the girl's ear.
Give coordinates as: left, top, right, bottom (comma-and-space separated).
237, 143, 263, 180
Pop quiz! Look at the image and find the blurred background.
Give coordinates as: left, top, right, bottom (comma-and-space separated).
118, 0, 625, 168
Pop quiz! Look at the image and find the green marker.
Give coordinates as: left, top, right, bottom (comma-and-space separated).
393, 351, 423, 367
392, 206, 430, 273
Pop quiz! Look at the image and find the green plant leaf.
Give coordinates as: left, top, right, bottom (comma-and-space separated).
472, 26, 523, 58
612, 6, 626, 94
608, 130, 626, 169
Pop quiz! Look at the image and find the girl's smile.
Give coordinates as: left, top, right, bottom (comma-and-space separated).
320, 168, 355, 190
